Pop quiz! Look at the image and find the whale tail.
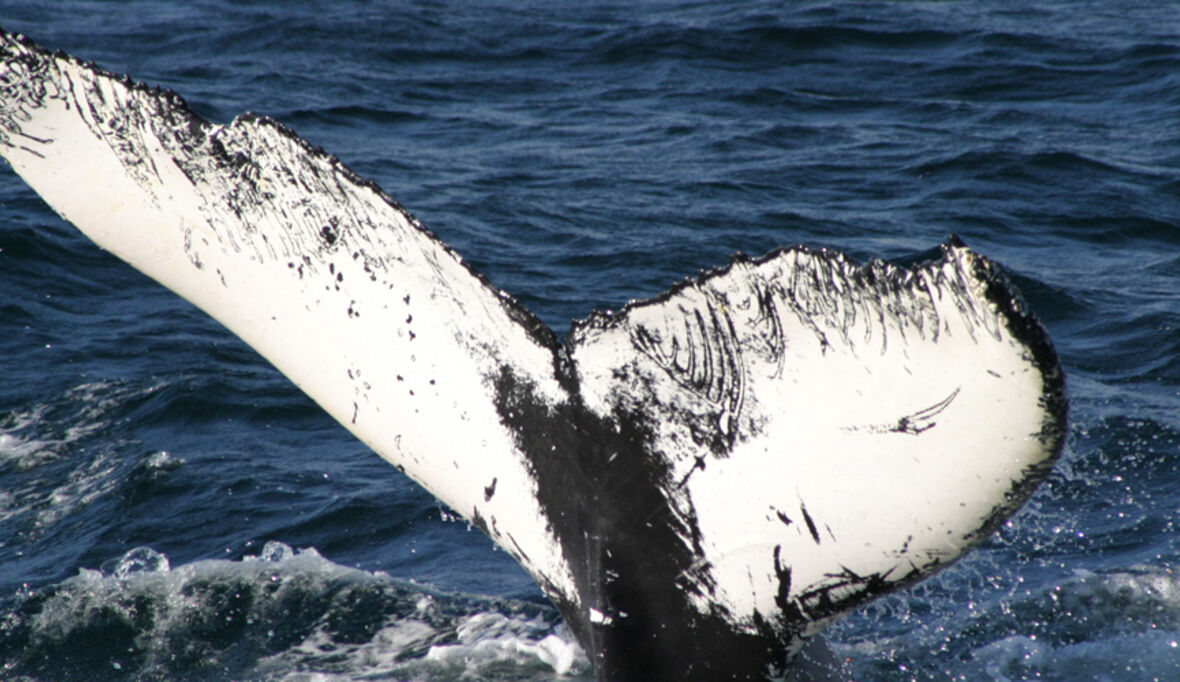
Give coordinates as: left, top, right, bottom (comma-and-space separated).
0, 31, 1065, 680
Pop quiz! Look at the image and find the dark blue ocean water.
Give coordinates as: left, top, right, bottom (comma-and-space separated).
0, 2, 1177, 680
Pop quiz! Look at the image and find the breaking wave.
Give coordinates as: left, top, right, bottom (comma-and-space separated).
0, 543, 590, 681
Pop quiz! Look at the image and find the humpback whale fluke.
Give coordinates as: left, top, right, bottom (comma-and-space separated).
0, 30, 1066, 680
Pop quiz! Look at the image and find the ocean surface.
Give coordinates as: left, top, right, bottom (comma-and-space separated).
0, 2, 1177, 680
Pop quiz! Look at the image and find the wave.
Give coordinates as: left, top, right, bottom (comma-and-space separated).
831, 561, 1180, 681
0, 381, 150, 535
0, 543, 589, 682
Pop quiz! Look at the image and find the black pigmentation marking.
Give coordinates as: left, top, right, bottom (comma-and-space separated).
484, 477, 497, 502
493, 365, 793, 681
800, 503, 821, 545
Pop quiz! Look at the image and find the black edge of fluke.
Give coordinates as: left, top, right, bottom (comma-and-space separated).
952, 237, 1068, 541
941, 234, 1068, 446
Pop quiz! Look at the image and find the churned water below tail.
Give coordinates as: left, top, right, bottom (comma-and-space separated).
0, 543, 589, 681
1, 1, 1179, 680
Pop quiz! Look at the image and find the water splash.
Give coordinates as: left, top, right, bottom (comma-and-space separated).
0, 543, 589, 681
